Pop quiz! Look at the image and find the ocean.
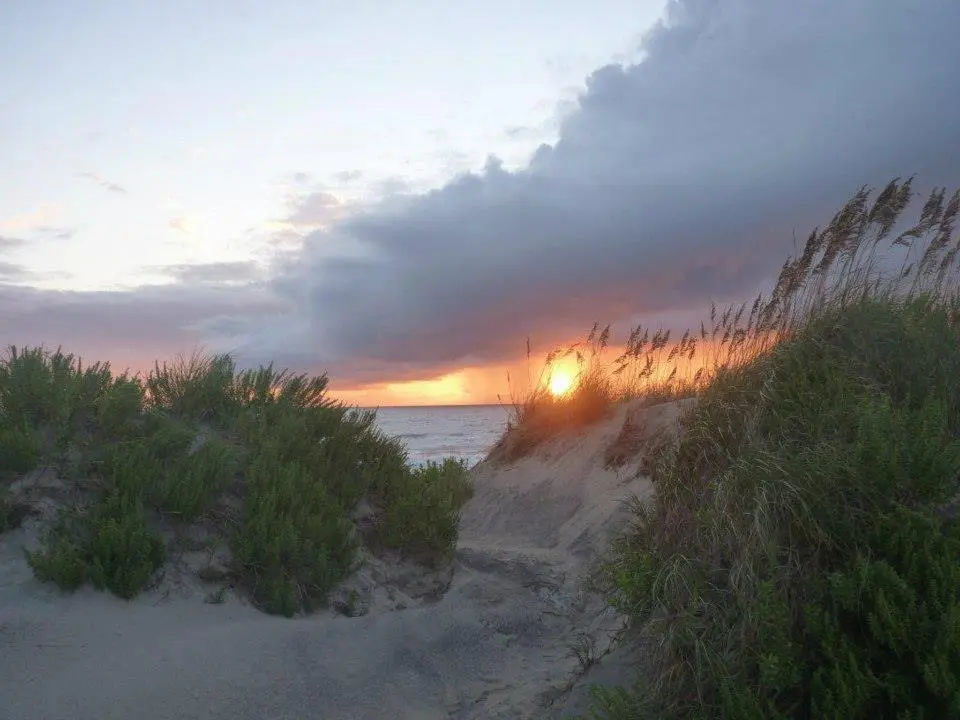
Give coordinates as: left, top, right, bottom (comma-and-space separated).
371, 404, 512, 467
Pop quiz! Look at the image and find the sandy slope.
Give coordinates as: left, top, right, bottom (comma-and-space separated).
0, 401, 686, 720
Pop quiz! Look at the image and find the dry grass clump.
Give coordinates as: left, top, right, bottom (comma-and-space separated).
1, 347, 471, 615
575, 177, 960, 719
492, 328, 616, 461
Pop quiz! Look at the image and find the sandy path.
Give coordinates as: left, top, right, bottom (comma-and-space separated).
2, 583, 497, 719
0, 401, 683, 720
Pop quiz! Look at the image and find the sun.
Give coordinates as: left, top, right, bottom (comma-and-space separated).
548, 368, 575, 397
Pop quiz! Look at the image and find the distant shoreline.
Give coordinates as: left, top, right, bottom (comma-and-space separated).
361, 403, 506, 411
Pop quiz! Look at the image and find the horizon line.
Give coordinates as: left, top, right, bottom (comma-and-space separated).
356, 402, 508, 410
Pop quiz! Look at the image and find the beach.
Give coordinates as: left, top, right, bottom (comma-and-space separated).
0, 400, 680, 720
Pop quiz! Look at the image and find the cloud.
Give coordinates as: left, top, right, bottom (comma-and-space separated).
211, 0, 960, 385
0, 262, 72, 286
169, 216, 196, 234
35, 227, 76, 241
77, 172, 128, 195
504, 125, 546, 141
155, 261, 265, 286
425, 129, 450, 144
0, 235, 26, 249
334, 170, 363, 184
261, 190, 353, 246
9, 1, 957, 394
286, 191, 345, 229
0, 283, 279, 374
0, 262, 29, 281
0, 205, 63, 235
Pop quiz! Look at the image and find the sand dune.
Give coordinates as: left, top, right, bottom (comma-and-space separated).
0, 401, 686, 720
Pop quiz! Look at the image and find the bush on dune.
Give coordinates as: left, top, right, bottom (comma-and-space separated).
2, 346, 472, 616
232, 449, 358, 616
0, 346, 142, 451
378, 457, 474, 563
28, 488, 166, 600
580, 178, 960, 718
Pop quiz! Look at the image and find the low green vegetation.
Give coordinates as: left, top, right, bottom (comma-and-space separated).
562, 179, 960, 717
377, 457, 473, 564
0, 348, 471, 615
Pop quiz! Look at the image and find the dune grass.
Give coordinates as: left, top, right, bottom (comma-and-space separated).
500, 179, 958, 457
0, 348, 471, 614
493, 329, 617, 461
561, 178, 960, 718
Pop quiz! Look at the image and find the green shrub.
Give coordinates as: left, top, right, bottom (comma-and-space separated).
0, 346, 115, 445
19, 346, 474, 614
140, 411, 197, 457
156, 437, 242, 521
25, 513, 88, 591
806, 509, 960, 718
27, 490, 165, 599
379, 457, 473, 562
235, 402, 409, 511
0, 491, 12, 533
84, 491, 167, 598
0, 422, 41, 476
98, 426, 241, 523
572, 686, 650, 720
0, 346, 80, 429
231, 452, 357, 616
95, 375, 145, 438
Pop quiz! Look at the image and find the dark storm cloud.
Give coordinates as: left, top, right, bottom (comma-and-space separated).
234, 0, 960, 383
11, 0, 958, 387
242, 0, 960, 376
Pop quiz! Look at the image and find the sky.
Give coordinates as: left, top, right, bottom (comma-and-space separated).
2, 0, 960, 405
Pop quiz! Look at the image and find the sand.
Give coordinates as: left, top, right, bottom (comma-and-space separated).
0, 400, 686, 720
